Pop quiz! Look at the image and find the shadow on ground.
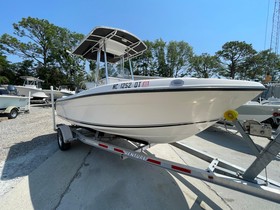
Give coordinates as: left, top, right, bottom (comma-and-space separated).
1, 133, 58, 181
197, 125, 265, 156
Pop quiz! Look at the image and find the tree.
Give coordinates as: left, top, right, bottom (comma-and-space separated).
0, 51, 9, 70
216, 41, 256, 79
238, 50, 280, 82
189, 53, 221, 78
0, 51, 14, 84
9, 60, 35, 85
166, 41, 193, 77
0, 17, 85, 88
153, 39, 168, 77
258, 50, 280, 81
131, 40, 155, 76
133, 39, 193, 78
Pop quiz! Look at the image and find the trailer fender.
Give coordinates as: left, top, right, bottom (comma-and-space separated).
57, 124, 73, 143
3, 106, 18, 114
57, 124, 73, 151
5, 107, 19, 119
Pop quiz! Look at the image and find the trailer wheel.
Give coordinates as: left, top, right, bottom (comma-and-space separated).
57, 127, 71, 151
8, 108, 18, 119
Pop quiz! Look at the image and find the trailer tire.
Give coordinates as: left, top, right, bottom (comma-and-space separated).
57, 127, 71, 151
8, 108, 18, 119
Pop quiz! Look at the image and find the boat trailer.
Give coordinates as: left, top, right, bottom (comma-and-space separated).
51, 90, 280, 204
54, 123, 280, 203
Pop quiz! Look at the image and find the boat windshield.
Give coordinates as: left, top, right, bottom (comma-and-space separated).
23, 78, 42, 88
96, 62, 132, 86
108, 63, 131, 79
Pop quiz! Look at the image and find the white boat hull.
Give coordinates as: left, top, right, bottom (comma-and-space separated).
43, 89, 74, 100
56, 78, 264, 144
0, 95, 29, 111
237, 101, 280, 122
15, 86, 48, 99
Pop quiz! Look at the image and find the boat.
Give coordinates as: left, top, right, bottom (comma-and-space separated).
8, 76, 49, 100
0, 86, 29, 118
236, 97, 280, 128
43, 85, 75, 100
6, 76, 74, 101
55, 26, 265, 144
260, 83, 280, 99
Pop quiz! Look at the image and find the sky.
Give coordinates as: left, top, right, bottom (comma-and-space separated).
0, 0, 275, 63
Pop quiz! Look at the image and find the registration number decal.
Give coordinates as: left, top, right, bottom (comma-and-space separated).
112, 81, 149, 90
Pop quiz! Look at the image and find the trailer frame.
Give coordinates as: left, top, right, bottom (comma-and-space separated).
54, 122, 280, 204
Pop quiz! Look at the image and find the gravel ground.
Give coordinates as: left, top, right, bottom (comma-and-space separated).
0, 105, 67, 196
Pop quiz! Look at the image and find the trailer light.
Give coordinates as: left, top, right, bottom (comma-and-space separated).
273, 112, 279, 117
